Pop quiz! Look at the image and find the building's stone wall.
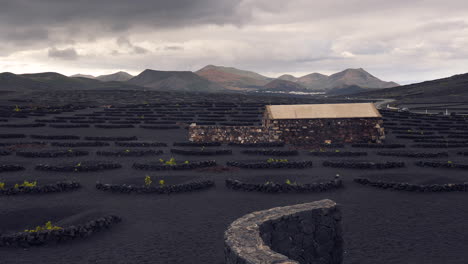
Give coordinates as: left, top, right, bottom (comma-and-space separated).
224, 199, 343, 264
188, 125, 280, 144
189, 116, 385, 145
267, 118, 384, 145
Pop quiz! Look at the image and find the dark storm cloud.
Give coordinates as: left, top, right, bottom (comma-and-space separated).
0, 0, 246, 31
48, 47, 79, 60
116, 36, 149, 54
1, 0, 468, 84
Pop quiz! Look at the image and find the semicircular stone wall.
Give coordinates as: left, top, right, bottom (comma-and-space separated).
224, 199, 343, 264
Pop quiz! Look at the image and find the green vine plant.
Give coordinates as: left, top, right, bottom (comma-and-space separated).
144, 175, 152, 186
285, 179, 296, 185
13, 105, 21, 112
266, 158, 288, 163
24, 221, 62, 233
13, 180, 37, 189
159, 157, 178, 166
0, 182, 5, 189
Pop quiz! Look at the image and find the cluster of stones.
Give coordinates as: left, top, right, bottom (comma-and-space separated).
225, 177, 342, 193
0, 149, 12, 156
170, 148, 232, 156
139, 125, 179, 129
392, 131, 434, 135
51, 141, 110, 147
31, 135, 80, 140
0, 164, 25, 173
323, 161, 405, 169
97, 150, 163, 157
377, 151, 449, 158
0, 181, 80, 195
0, 123, 45, 128
95, 180, 215, 194
0, 215, 121, 247
132, 160, 217, 171
0, 141, 46, 147
355, 178, 468, 192
224, 199, 343, 264
415, 161, 468, 169
414, 139, 468, 144
84, 136, 137, 141
228, 142, 285, 147
115, 141, 167, 147
173, 142, 222, 147
35, 161, 122, 172
412, 143, 468, 148
50, 124, 89, 128
309, 151, 367, 157
396, 135, 443, 139
95, 124, 134, 128
0, 133, 27, 138
241, 149, 298, 156
16, 150, 89, 158
351, 143, 405, 148
227, 160, 313, 169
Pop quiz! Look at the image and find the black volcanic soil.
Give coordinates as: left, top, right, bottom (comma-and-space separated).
1, 92, 468, 264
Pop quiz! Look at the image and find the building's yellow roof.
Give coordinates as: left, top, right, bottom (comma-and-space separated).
265, 103, 381, 119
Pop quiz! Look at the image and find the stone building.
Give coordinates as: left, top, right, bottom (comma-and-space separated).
263, 103, 385, 144
189, 103, 385, 145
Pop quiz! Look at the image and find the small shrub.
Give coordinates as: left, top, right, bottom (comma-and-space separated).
144, 175, 152, 186
0, 182, 4, 189
266, 158, 288, 163
24, 221, 62, 233
159, 157, 178, 166
159, 179, 165, 186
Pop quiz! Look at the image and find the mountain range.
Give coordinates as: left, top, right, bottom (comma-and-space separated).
277, 68, 398, 91
71, 71, 134, 82
0, 65, 401, 94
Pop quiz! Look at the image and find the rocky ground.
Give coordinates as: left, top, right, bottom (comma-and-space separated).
0, 91, 467, 264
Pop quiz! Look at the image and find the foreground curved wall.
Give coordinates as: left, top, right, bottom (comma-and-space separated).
224, 199, 343, 264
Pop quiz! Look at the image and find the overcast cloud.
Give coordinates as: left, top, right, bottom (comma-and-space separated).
1, 0, 467, 84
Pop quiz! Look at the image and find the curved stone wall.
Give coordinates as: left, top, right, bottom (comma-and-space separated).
224, 199, 343, 264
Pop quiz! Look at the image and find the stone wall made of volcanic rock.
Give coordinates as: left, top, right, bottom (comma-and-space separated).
188, 117, 384, 145
224, 199, 343, 264
188, 125, 279, 144
266, 118, 385, 145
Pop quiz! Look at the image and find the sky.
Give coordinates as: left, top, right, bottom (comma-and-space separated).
1, 0, 468, 84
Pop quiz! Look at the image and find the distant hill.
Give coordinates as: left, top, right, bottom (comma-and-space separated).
0, 72, 43, 91
297, 73, 329, 90
96, 71, 133, 82
127, 69, 226, 92
195, 65, 271, 91
277, 74, 298, 82
354, 72, 468, 101
326, 68, 398, 89
277, 68, 398, 91
327, 85, 378, 96
70, 74, 95, 79
261, 79, 308, 92
0, 72, 143, 92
